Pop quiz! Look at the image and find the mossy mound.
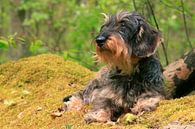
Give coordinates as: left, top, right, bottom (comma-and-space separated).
141, 96, 195, 128
0, 54, 194, 129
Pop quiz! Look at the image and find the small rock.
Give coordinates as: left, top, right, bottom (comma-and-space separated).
50, 111, 64, 119
22, 90, 30, 96
36, 106, 42, 111
118, 113, 137, 124
17, 112, 23, 119
3, 99, 17, 107
163, 121, 195, 129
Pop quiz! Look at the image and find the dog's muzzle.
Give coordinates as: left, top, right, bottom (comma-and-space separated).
96, 35, 106, 47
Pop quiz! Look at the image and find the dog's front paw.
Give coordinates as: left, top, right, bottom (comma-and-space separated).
131, 96, 161, 115
64, 96, 83, 111
131, 104, 157, 116
84, 109, 111, 124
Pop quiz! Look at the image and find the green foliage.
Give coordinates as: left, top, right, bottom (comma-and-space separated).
64, 124, 74, 129
0, 34, 18, 49
0, 0, 195, 68
29, 39, 48, 55
0, 39, 8, 49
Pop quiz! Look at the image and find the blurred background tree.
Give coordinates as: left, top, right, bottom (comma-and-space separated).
0, 0, 194, 70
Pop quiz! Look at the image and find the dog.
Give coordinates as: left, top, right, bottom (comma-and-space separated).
62, 11, 165, 124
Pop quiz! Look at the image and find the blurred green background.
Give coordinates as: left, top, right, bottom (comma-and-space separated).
0, 0, 195, 70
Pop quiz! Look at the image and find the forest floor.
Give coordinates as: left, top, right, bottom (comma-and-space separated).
0, 54, 195, 129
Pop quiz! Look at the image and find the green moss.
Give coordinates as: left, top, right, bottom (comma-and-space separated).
0, 54, 194, 129
140, 96, 195, 128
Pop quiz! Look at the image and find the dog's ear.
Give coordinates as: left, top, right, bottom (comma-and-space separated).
131, 22, 161, 57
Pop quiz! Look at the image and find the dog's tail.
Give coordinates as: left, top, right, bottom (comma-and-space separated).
163, 49, 195, 98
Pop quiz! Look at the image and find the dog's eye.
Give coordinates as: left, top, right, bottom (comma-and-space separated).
120, 22, 125, 27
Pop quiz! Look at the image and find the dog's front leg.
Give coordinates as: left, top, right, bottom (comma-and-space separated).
130, 56, 166, 115
62, 78, 100, 111
84, 98, 121, 124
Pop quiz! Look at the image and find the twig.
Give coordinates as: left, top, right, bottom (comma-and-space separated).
146, 0, 159, 29
160, 0, 192, 16
146, 0, 169, 65
132, 0, 137, 11
181, 0, 193, 49
160, 0, 182, 12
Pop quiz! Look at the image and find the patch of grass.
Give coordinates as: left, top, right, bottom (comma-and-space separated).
0, 54, 194, 129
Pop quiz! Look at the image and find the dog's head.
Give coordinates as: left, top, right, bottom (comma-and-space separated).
95, 11, 161, 73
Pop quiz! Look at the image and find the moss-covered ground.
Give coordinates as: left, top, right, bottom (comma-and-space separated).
0, 54, 194, 129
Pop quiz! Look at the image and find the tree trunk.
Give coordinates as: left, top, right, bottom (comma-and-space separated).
0, 1, 3, 35
163, 49, 195, 98
9, 0, 31, 59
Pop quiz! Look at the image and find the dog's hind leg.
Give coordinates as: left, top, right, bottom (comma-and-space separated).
163, 49, 195, 98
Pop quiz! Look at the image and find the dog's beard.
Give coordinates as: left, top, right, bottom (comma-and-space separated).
95, 34, 135, 74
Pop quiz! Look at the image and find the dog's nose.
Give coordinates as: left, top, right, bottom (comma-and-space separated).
96, 36, 106, 47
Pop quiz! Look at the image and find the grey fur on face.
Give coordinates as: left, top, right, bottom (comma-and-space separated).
97, 11, 161, 58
